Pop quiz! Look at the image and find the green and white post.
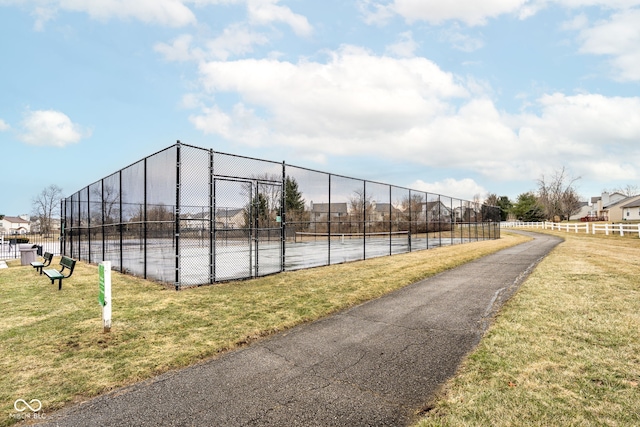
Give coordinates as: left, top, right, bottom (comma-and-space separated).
98, 261, 112, 333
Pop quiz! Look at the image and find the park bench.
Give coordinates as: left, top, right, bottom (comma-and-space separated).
43, 256, 77, 290
31, 251, 53, 275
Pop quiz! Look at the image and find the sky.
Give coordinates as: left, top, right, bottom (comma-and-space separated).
1, 0, 640, 216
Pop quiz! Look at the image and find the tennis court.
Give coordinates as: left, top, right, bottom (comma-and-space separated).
61, 142, 501, 288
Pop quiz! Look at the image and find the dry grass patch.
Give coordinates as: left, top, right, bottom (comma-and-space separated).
0, 233, 526, 425
417, 231, 640, 427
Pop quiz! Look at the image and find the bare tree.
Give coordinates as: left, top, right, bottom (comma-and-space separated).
536, 167, 582, 221
91, 184, 120, 224
348, 188, 373, 233
32, 184, 64, 235
607, 184, 639, 197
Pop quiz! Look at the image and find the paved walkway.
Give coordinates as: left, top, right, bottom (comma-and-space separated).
37, 231, 561, 427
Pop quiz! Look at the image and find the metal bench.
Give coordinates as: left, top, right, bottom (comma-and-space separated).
31, 251, 53, 275
43, 256, 77, 290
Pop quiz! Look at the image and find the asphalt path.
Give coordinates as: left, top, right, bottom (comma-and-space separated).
36, 231, 561, 427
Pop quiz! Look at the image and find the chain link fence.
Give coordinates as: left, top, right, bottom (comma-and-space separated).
61, 142, 501, 289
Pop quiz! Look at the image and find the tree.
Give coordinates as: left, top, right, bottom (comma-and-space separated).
284, 176, 305, 213
536, 167, 581, 221
91, 184, 120, 224
243, 192, 270, 229
32, 184, 64, 235
284, 176, 309, 229
512, 192, 545, 222
348, 188, 373, 232
485, 194, 512, 221
606, 184, 639, 197
560, 187, 583, 221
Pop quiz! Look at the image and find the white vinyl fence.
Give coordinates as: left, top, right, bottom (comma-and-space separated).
502, 221, 640, 238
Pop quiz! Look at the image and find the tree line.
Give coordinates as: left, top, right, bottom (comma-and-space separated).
486, 167, 638, 222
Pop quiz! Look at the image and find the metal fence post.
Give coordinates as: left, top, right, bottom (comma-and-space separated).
119, 170, 123, 273
144, 157, 148, 279
281, 161, 286, 272
101, 179, 106, 262
363, 180, 367, 260
328, 174, 331, 265
209, 149, 214, 284
175, 141, 181, 291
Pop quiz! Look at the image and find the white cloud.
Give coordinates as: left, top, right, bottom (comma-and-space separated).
0, 119, 10, 131
186, 47, 640, 186
439, 26, 485, 52
509, 93, 640, 182
155, 25, 270, 62
357, 0, 396, 26
204, 23, 270, 60
7, 0, 196, 28
191, 46, 469, 153
549, 0, 640, 8
360, 0, 640, 28
246, 0, 312, 37
385, 31, 419, 58
410, 178, 487, 201
18, 109, 90, 147
372, 0, 531, 26
575, 8, 640, 81
154, 34, 202, 62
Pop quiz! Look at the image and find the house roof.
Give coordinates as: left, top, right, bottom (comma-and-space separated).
621, 199, 640, 209
310, 203, 348, 213
604, 195, 640, 209
424, 201, 449, 211
2, 216, 29, 224
371, 203, 400, 213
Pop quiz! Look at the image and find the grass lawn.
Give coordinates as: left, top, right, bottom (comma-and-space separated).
416, 230, 640, 426
1, 233, 527, 426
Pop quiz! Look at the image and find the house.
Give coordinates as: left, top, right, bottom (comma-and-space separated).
0, 215, 31, 234
309, 202, 348, 222
453, 205, 478, 222
215, 208, 246, 229
621, 198, 640, 221
590, 192, 627, 221
368, 203, 402, 222
423, 201, 452, 222
589, 192, 640, 222
570, 202, 592, 221
179, 208, 247, 230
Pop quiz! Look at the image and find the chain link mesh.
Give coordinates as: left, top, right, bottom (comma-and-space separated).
61, 142, 501, 288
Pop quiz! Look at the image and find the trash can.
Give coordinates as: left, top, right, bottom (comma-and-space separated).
19, 244, 37, 266
33, 244, 43, 256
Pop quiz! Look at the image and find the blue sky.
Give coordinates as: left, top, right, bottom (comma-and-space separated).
1, 0, 639, 216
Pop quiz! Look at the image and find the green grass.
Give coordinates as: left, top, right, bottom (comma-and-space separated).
416, 230, 640, 427
0, 234, 527, 425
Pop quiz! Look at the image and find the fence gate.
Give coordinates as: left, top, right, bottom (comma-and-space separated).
213, 178, 283, 282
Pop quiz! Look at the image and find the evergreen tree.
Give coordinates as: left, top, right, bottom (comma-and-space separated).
512, 192, 545, 222
284, 176, 305, 212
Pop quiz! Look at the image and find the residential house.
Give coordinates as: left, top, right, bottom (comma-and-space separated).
215, 208, 246, 229
591, 192, 640, 222
368, 203, 402, 222
621, 198, 640, 221
570, 202, 592, 221
0, 215, 31, 234
590, 192, 627, 221
453, 204, 478, 222
308, 201, 348, 223
423, 201, 452, 223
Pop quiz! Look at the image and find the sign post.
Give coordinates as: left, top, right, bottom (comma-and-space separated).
99, 261, 112, 333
